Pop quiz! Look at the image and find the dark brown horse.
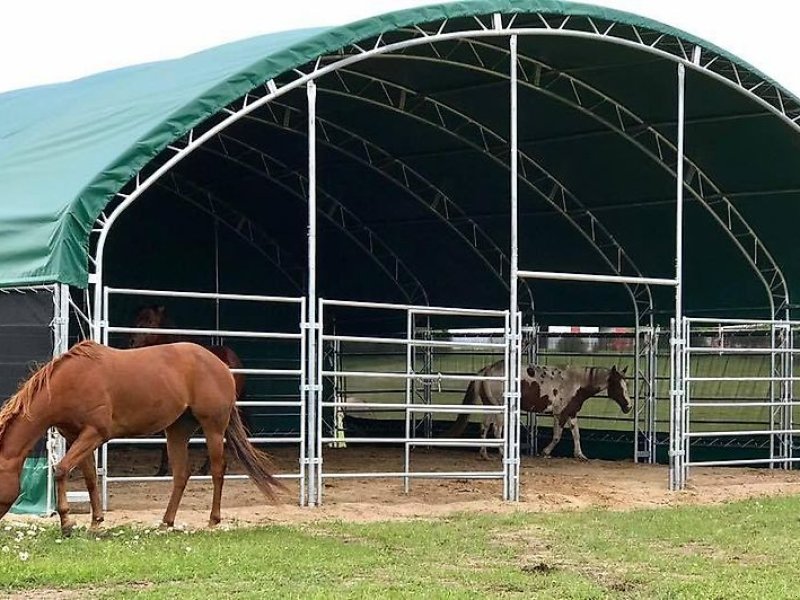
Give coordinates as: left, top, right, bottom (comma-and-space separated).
129, 305, 246, 476
448, 361, 632, 460
0, 341, 284, 535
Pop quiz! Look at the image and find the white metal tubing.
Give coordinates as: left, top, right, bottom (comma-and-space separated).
299, 297, 307, 506
321, 297, 507, 317
685, 457, 800, 468
320, 401, 505, 413
229, 369, 303, 376
107, 325, 301, 340
107, 437, 300, 444
106, 473, 302, 483
404, 310, 413, 494
687, 376, 800, 382
687, 401, 800, 408
517, 270, 677, 287
687, 317, 800, 326
232, 401, 303, 407
507, 34, 519, 503
685, 429, 800, 438
686, 347, 797, 354
321, 370, 505, 381
319, 437, 505, 447
320, 333, 506, 349
106, 286, 303, 304
307, 80, 319, 508
322, 471, 504, 479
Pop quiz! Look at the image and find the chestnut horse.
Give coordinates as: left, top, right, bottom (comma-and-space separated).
0, 341, 283, 535
129, 305, 246, 476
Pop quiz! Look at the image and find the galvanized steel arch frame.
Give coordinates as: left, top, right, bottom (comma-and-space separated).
90, 13, 796, 336
233, 100, 536, 312
199, 134, 428, 304
312, 67, 654, 324
375, 38, 789, 317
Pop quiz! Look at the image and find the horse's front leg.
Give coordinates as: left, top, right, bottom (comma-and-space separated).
78, 453, 104, 528
54, 428, 104, 536
569, 416, 588, 461
541, 415, 563, 458
478, 418, 490, 460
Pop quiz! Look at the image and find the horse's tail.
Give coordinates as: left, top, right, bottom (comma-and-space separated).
444, 380, 480, 438
225, 406, 286, 500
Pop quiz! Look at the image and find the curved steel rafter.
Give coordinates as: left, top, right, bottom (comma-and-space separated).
309, 68, 653, 321
92, 15, 798, 323
156, 172, 305, 292
199, 135, 428, 304
243, 100, 536, 313
379, 38, 790, 315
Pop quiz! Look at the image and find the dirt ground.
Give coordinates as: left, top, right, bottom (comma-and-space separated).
2, 444, 786, 530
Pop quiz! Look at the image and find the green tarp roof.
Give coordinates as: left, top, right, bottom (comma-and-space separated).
1, 0, 799, 322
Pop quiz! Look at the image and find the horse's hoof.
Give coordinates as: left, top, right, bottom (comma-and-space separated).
60, 523, 75, 538
208, 517, 221, 528
90, 517, 104, 529
159, 521, 174, 530
576, 454, 589, 462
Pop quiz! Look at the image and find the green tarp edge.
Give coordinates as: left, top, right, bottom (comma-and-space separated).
0, 0, 796, 288
10, 457, 51, 516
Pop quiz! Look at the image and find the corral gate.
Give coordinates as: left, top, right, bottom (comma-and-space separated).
97, 287, 307, 509
311, 298, 519, 505
670, 317, 799, 488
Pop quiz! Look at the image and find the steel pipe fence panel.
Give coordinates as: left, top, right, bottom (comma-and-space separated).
98, 287, 307, 508
316, 297, 515, 504
678, 317, 800, 483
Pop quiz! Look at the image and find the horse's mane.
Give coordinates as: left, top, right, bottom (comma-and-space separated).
0, 340, 103, 440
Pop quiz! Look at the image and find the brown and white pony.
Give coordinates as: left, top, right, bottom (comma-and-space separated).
0, 341, 283, 535
129, 305, 246, 476
448, 360, 632, 460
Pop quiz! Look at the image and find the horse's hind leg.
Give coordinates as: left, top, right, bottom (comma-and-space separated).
78, 453, 104, 528
160, 419, 194, 528
54, 427, 104, 536
202, 429, 226, 527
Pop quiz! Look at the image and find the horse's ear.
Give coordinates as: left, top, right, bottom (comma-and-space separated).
621, 365, 628, 375
611, 365, 618, 374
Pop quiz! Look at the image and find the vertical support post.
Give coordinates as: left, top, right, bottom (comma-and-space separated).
213, 218, 221, 346
298, 298, 307, 506
505, 34, 521, 502
101, 285, 110, 510
47, 284, 70, 514
306, 80, 319, 507
404, 309, 413, 493
670, 62, 687, 491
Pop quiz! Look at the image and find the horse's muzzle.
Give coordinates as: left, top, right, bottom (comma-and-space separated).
623, 404, 633, 414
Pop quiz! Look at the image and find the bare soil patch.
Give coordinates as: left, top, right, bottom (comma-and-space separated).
13, 445, 800, 529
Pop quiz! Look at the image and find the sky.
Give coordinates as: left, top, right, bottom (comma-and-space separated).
1, 0, 799, 95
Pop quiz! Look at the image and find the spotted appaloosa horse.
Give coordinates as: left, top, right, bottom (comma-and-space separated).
448, 361, 632, 460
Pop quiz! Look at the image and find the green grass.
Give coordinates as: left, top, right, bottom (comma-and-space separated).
4, 495, 800, 598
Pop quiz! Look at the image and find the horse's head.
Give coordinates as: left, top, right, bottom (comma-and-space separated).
606, 365, 632, 414
129, 305, 171, 348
